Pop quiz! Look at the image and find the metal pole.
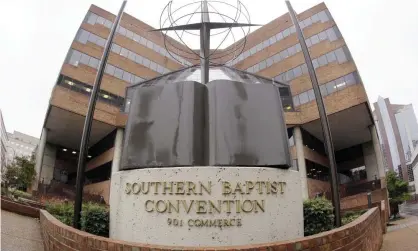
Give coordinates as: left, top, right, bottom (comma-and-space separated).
367, 192, 372, 208
285, 0, 341, 227
73, 0, 127, 229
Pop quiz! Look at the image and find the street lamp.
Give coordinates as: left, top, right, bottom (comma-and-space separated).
285, 0, 341, 227
73, 0, 128, 229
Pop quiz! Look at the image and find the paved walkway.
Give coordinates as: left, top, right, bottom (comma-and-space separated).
1, 210, 44, 251
381, 203, 418, 251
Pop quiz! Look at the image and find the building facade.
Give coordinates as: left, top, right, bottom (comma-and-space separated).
35, 2, 385, 201
6, 131, 39, 162
0, 109, 8, 170
374, 97, 418, 182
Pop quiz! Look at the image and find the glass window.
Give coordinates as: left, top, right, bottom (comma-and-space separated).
266, 58, 274, 67
247, 66, 253, 73
299, 92, 309, 104
295, 43, 302, 52
334, 77, 346, 90
243, 50, 250, 58
283, 28, 290, 37
335, 47, 347, 63
88, 57, 99, 69
306, 38, 312, 47
325, 80, 336, 94
77, 29, 89, 44
126, 30, 134, 39
299, 21, 305, 29
134, 76, 143, 83
259, 60, 267, 70
290, 26, 296, 34
318, 31, 327, 41
118, 26, 127, 36
293, 96, 300, 106
319, 11, 329, 22
286, 69, 294, 81
263, 40, 269, 48
326, 28, 337, 41
96, 37, 106, 47
334, 26, 342, 39
273, 53, 281, 63
120, 48, 129, 57
157, 65, 164, 74
88, 33, 98, 44
301, 64, 308, 74
135, 54, 143, 65
96, 16, 105, 25
288, 46, 296, 56
253, 63, 260, 72
123, 71, 132, 82
87, 13, 98, 25
311, 13, 319, 23
146, 40, 154, 49
150, 61, 157, 71
249, 46, 257, 55
142, 57, 150, 67
326, 51, 337, 63
307, 89, 315, 101
312, 59, 319, 69
104, 20, 113, 29
140, 37, 147, 46
318, 55, 327, 67
276, 32, 284, 41
269, 36, 276, 45
280, 49, 289, 59
133, 34, 141, 42
80, 53, 90, 65
105, 64, 115, 75
114, 67, 123, 79
111, 43, 121, 54
256, 43, 263, 52
128, 51, 136, 61
310, 35, 320, 45
68, 50, 81, 66
345, 73, 356, 86
293, 66, 302, 78
320, 84, 328, 96
303, 17, 312, 27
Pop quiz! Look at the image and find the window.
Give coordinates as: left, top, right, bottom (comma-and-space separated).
128, 51, 136, 61
326, 80, 336, 94
318, 55, 327, 67
310, 35, 320, 45
273, 53, 281, 63
133, 34, 141, 42
266, 58, 274, 67
290, 26, 296, 34
88, 33, 98, 44
96, 16, 105, 25
335, 47, 347, 63
256, 43, 263, 52
312, 59, 319, 69
68, 50, 81, 66
250, 46, 257, 55
142, 58, 150, 67
276, 32, 284, 41
104, 20, 113, 29
299, 92, 309, 104
301, 64, 308, 74
135, 54, 143, 64
150, 61, 157, 71
293, 66, 302, 78
326, 51, 337, 63
334, 77, 346, 90
269, 36, 276, 45
263, 40, 269, 48
306, 38, 312, 47
114, 67, 123, 79
318, 31, 327, 41
326, 28, 337, 41
311, 13, 319, 23
80, 54, 90, 65
88, 57, 99, 69
286, 69, 294, 81
303, 17, 312, 27
111, 44, 121, 54
126, 30, 134, 39
77, 29, 89, 44
283, 28, 290, 37
307, 89, 315, 101
105, 64, 115, 75
123, 71, 132, 82
259, 61, 267, 70
118, 26, 127, 36
87, 13, 98, 25
320, 84, 327, 96
293, 96, 300, 106
288, 46, 296, 56
120, 48, 129, 57
345, 73, 356, 86
295, 43, 302, 52
318, 11, 329, 22
97, 37, 106, 47
280, 49, 289, 59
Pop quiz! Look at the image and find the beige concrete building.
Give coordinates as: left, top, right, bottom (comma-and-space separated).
35, 2, 385, 201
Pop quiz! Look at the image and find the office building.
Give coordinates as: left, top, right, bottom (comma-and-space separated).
0, 110, 8, 170
374, 97, 418, 181
34, 2, 385, 201
6, 131, 39, 163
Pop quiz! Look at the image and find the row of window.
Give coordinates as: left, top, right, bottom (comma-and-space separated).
75, 29, 169, 75
246, 26, 342, 74
59, 76, 125, 107
110, 43, 170, 74
85, 12, 191, 66
292, 71, 360, 107
274, 46, 351, 83
66, 49, 145, 85
226, 9, 332, 66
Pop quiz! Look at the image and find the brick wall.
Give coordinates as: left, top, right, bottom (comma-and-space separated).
307, 178, 331, 198
84, 180, 110, 204
40, 207, 383, 251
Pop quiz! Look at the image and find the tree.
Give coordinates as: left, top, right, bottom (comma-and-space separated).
1, 155, 36, 191
386, 171, 411, 218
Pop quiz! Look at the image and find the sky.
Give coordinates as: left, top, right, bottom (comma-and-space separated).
0, 0, 418, 139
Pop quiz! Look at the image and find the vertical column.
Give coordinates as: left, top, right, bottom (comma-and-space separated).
370, 125, 387, 187
32, 128, 47, 191
111, 128, 124, 174
294, 127, 308, 199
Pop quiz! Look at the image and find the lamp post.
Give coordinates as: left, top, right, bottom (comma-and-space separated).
73, 0, 128, 229
285, 0, 341, 227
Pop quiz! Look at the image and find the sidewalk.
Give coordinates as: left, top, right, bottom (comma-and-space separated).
381, 215, 418, 251
1, 210, 44, 251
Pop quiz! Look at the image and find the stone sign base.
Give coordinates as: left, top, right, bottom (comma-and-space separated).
109, 167, 303, 247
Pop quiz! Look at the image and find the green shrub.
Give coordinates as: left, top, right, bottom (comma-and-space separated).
12, 189, 32, 199
303, 196, 334, 236
81, 202, 109, 237
46, 200, 109, 237
341, 210, 366, 225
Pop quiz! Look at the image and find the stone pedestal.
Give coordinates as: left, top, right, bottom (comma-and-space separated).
110, 166, 303, 247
